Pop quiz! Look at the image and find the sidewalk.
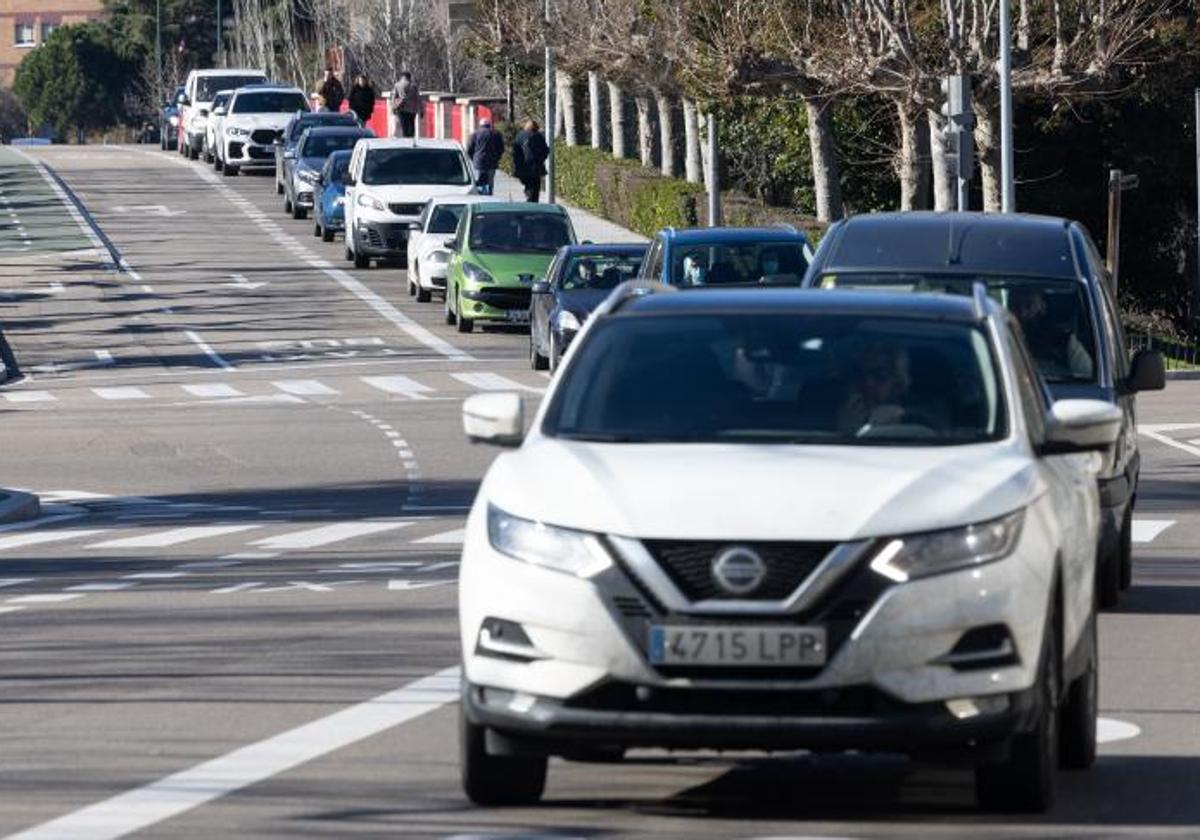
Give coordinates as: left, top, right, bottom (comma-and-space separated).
492, 170, 647, 245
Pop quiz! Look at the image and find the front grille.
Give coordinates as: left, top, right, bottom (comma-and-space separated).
476, 286, 532, 311
644, 540, 836, 601
247, 146, 273, 160
431, 276, 446, 288
364, 224, 407, 251
613, 595, 653, 619
228, 142, 245, 158
565, 681, 898, 716
251, 128, 282, 145
388, 202, 424, 216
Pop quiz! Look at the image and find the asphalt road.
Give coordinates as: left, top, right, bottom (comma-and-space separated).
0, 145, 1198, 839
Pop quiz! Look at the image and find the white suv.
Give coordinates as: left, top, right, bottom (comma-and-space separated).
457, 284, 1118, 812
177, 68, 266, 160
344, 138, 475, 269
217, 85, 309, 177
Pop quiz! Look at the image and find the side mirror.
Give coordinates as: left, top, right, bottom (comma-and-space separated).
283, 150, 295, 159
177, 93, 189, 105
212, 106, 226, 116
462, 393, 524, 447
1126, 349, 1166, 393
443, 237, 457, 250
1039, 399, 1122, 455
531, 281, 551, 295
406, 221, 422, 231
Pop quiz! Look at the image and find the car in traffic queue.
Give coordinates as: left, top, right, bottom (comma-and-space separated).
343, 138, 476, 270
312, 150, 353, 242
457, 283, 1119, 812
282, 126, 373, 221
638, 225, 813, 287
160, 85, 185, 151
803, 212, 1166, 608
201, 89, 233, 163
406, 195, 504, 303
216, 85, 310, 177
178, 68, 267, 161
529, 243, 647, 371
274, 110, 360, 196
444, 202, 576, 334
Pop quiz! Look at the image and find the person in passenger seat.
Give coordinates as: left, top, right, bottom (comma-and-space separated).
837, 345, 911, 435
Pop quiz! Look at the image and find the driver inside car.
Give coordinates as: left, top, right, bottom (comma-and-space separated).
681, 253, 708, 286
837, 345, 912, 435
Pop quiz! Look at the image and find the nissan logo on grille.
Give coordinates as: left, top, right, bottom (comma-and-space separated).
711, 546, 767, 596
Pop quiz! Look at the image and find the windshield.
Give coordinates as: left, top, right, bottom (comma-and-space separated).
543, 313, 1005, 446
197, 76, 265, 101
470, 212, 573, 254
289, 113, 357, 142
428, 204, 465, 234
324, 153, 351, 182
818, 274, 1097, 384
671, 241, 808, 287
211, 93, 231, 110
300, 133, 364, 158
560, 252, 644, 291
362, 148, 470, 186
232, 92, 309, 114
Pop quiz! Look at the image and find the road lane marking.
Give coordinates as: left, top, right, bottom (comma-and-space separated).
249, 521, 413, 550
4, 667, 459, 840
67, 581, 137, 592
182, 383, 244, 398
387, 579, 453, 591
209, 582, 262, 594
1097, 717, 1141, 744
0, 578, 35, 589
122, 571, 188, 580
94, 350, 114, 365
183, 330, 236, 371
87, 525, 260, 550
3, 391, 56, 403
272, 379, 337, 396
361, 375, 433, 399
413, 529, 465, 545
5, 593, 85, 605
91, 387, 149, 401
452, 372, 545, 393
1132, 519, 1175, 543
0, 530, 103, 552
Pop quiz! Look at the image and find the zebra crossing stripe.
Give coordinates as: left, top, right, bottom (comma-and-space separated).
182, 383, 244, 398
361, 375, 433, 399
273, 380, 338, 396
92, 386, 150, 401
2, 391, 56, 403
0, 530, 104, 552
250, 521, 413, 550
87, 524, 261, 550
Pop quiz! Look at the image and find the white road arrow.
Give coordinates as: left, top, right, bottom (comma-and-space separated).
111, 204, 187, 217
226, 273, 268, 291
387, 579, 453, 592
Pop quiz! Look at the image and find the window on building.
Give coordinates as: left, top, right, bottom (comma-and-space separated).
14, 22, 34, 47
41, 22, 57, 41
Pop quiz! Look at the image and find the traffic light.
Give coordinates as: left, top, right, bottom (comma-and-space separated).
941, 75, 974, 208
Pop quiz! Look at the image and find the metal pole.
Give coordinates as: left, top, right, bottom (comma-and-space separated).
155, 0, 161, 105
706, 111, 720, 227
1106, 169, 1122, 293
216, 0, 222, 62
957, 174, 969, 212
1194, 90, 1200, 329
999, 0, 1015, 212
543, 0, 555, 203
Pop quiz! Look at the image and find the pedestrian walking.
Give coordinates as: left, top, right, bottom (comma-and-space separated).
318, 68, 345, 113
512, 119, 550, 202
392, 71, 420, 138
466, 118, 504, 195
348, 73, 377, 126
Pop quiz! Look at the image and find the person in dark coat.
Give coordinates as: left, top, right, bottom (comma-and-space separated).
512, 119, 550, 202
318, 68, 345, 113
392, 71, 420, 137
348, 74, 376, 125
466, 118, 505, 195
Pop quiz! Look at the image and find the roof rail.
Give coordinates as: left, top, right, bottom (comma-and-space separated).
593, 280, 677, 318
971, 281, 991, 320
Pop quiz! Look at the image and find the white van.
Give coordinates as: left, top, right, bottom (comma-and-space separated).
178, 68, 267, 160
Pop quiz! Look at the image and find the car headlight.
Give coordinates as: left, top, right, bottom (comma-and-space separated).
462, 261, 494, 285
298, 169, 320, 185
428, 250, 450, 264
869, 510, 1024, 583
356, 193, 386, 211
487, 505, 612, 578
168, 115, 179, 127
555, 310, 581, 332
226, 126, 250, 137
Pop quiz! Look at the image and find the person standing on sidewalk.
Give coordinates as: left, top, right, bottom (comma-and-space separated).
348, 74, 377, 125
318, 68, 345, 113
392, 71, 420, 137
466, 118, 504, 195
512, 119, 549, 202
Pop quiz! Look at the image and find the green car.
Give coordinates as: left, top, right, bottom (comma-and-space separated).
444, 202, 577, 333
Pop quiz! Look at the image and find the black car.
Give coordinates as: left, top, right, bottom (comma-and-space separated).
282, 126, 372, 220
159, 85, 185, 151
803, 211, 1166, 607
274, 110, 360, 195
530, 243, 647, 371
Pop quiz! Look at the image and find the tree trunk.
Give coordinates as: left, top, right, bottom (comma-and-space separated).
804, 96, 843, 222
915, 112, 931, 210
607, 80, 626, 159
588, 71, 602, 149
975, 100, 1002, 212
682, 98, 702, 184
635, 93, 654, 168
928, 110, 955, 211
701, 111, 713, 192
894, 102, 921, 211
556, 69, 576, 145
655, 89, 675, 177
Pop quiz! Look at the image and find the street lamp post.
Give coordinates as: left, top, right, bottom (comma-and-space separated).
155, 0, 161, 106
216, 0, 222, 62
543, 0, 555, 203
999, 0, 1015, 212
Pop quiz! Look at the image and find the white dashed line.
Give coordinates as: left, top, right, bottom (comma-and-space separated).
1132, 519, 1175, 544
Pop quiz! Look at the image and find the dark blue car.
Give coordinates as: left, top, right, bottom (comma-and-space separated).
313, 150, 353, 242
636, 225, 813, 287
530, 243, 647, 370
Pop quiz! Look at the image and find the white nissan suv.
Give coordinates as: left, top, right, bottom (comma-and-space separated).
458, 284, 1119, 812
217, 85, 310, 176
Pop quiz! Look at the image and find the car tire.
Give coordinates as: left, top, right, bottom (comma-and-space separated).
974, 605, 1060, 813
344, 245, 354, 262
1119, 505, 1134, 591
223, 165, 239, 177
276, 179, 284, 195
549, 335, 561, 372
292, 204, 307, 221
1060, 609, 1097, 770
322, 225, 335, 243
444, 286, 457, 325
530, 331, 549, 370
214, 156, 222, 172
354, 251, 370, 269
313, 221, 322, 238
1098, 540, 1121, 610
460, 707, 546, 807
284, 196, 293, 215
188, 143, 199, 160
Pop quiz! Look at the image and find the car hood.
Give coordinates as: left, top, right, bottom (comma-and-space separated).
469, 251, 556, 283
358, 184, 474, 201
298, 157, 325, 172
483, 438, 1046, 541
555, 288, 611, 316
225, 113, 292, 131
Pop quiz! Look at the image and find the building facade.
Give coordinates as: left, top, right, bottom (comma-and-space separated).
0, 0, 105, 84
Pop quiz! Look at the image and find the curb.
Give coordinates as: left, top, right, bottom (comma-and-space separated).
0, 489, 40, 524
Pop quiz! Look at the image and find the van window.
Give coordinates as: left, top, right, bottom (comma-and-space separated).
362, 148, 470, 186
197, 75, 266, 101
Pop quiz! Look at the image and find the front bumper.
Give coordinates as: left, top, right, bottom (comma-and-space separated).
293, 188, 314, 208
224, 138, 276, 168
354, 220, 411, 260
460, 285, 533, 324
